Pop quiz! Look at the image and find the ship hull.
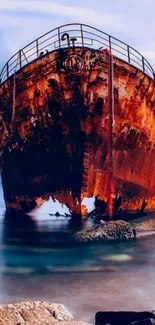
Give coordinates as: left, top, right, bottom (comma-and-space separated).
0, 47, 155, 216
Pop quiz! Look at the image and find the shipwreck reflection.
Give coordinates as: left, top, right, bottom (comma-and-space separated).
2, 210, 84, 246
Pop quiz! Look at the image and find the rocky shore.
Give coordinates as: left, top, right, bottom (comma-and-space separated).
1, 301, 155, 325
74, 220, 133, 242
0, 301, 91, 325
129, 215, 155, 233
74, 215, 155, 242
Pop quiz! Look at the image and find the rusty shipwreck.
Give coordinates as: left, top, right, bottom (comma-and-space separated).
0, 23, 155, 218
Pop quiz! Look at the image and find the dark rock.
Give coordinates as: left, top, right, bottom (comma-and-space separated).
95, 311, 155, 325
75, 220, 133, 242
55, 212, 61, 217
131, 319, 155, 325
133, 228, 137, 238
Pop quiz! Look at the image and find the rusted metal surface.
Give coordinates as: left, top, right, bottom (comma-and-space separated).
0, 47, 155, 216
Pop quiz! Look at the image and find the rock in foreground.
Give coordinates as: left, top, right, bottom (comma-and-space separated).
75, 220, 133, 242
0, 301, 91, 325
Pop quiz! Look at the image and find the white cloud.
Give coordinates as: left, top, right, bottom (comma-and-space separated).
0, 0, 125, 69
0, 0, 155, 72
0, 14, 59, 63
0, 0, 125, 30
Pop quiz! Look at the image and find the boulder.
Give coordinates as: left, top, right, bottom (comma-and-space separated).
0, 301, 91, 325
95, 311, 155, 325
75, 220, 133, 242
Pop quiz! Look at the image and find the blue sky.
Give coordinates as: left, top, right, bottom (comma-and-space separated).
0, 0, 155, 70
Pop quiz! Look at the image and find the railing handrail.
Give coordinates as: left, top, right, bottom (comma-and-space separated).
0, 23, 154, 84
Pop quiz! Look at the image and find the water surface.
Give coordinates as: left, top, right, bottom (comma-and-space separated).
0, 183, 155, 323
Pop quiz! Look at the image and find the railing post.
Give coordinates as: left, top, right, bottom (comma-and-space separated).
80, 24, 84, 47
36, 39, 39, 58
6, 62, 9, 79
127, 45, 130, 63
142, 56, 145, 73
58, 27, 61, 48
19, 50, 22, 69
109, 35, 112, 51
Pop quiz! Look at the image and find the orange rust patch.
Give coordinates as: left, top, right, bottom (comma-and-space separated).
1, 48, 155, 214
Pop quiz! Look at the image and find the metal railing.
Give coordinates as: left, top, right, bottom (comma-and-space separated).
0, 23, 155, 84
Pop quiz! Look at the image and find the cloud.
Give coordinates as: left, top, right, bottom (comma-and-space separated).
0, 0, 125, 30
0, 0, 125, 69
0, 14, 59, 63
0, 0, 154, 73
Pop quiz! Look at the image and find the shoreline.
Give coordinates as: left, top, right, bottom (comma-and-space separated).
128, 214, 155, 237
74, 215, 155, 243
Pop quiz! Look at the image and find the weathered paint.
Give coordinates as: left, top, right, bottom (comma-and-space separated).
0, 47, 155, 215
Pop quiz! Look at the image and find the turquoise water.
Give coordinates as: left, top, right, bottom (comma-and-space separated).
0, 182, 155, 322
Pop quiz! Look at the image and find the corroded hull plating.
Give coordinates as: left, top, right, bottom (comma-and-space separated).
0, 47, 155, 215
